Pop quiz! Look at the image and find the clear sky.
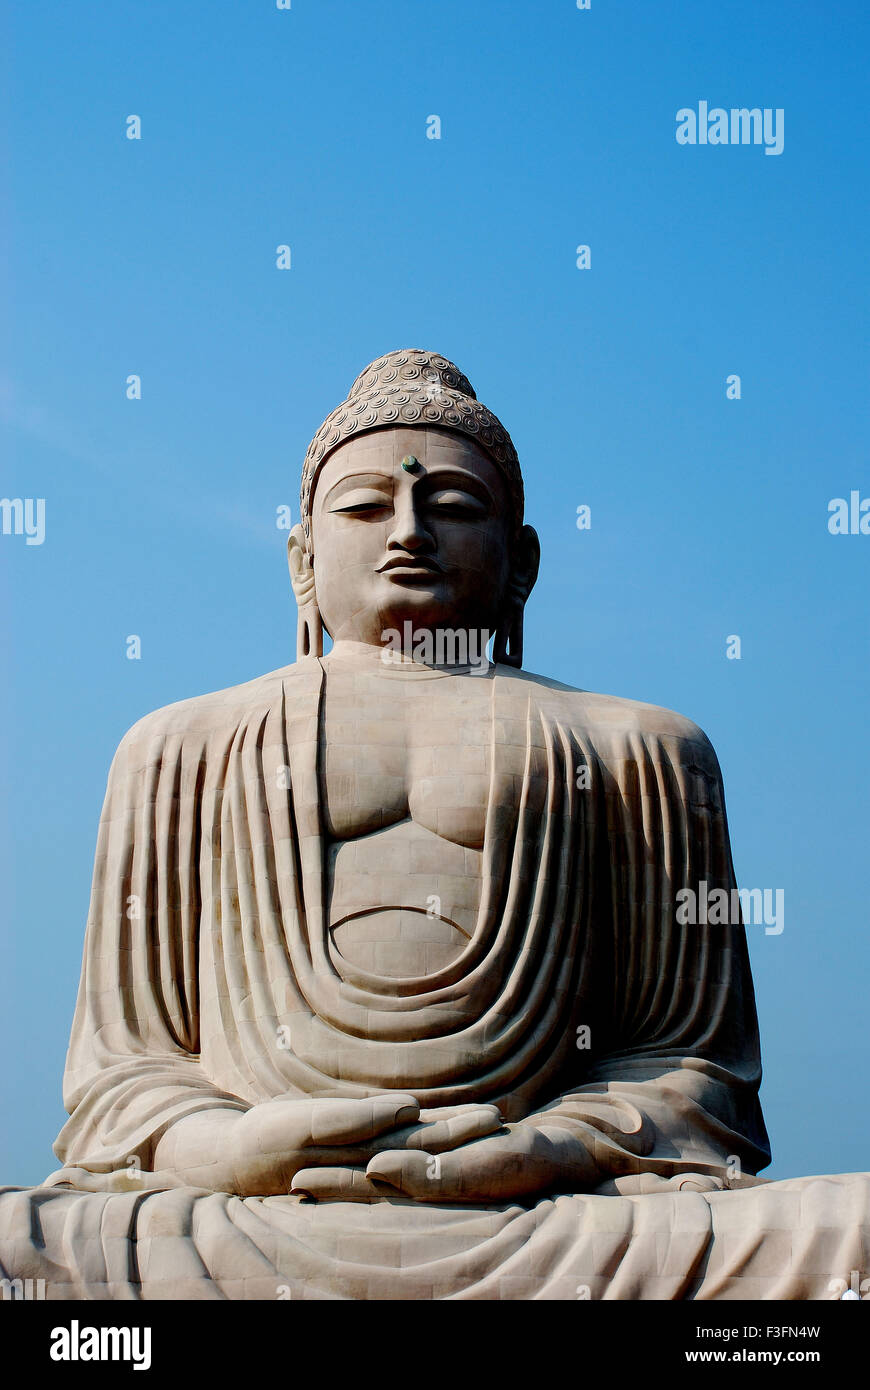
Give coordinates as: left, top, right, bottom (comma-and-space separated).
1, 0, 868, 1185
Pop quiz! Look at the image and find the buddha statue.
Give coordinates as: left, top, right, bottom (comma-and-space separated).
1, 350, 867, 1300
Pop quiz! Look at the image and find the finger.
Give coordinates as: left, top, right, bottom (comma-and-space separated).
361, 1106, 504, 1156
290, 1166, 395, 1201
365, 1146, 510, 1202
593, 1173, 678, 1196
401, 1107, 505, 1154
667, 1173, 725, 1193
350, 1108, 503, 1160
364, 1150, 433, 1197
367, 1132, 560, 1203
416, 1104, 504, 1126
293, 1107, 505, 1168
305, 1095, 420, 1146
287, 1141, 416, 1168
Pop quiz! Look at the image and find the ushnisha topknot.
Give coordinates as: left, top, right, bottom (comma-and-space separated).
300, 349, 524, 542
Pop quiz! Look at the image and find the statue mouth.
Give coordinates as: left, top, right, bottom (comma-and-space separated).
377, 556, 443, 577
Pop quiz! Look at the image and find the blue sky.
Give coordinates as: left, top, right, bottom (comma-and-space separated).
1, 0, 868, 1184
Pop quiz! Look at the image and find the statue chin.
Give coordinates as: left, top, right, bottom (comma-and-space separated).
330, 908, 469, 980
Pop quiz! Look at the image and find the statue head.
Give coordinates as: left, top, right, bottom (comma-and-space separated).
289, 350, 539, 666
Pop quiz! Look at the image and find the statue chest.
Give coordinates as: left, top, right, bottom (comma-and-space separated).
320, 669, 494, 844
319, 668, 495, 978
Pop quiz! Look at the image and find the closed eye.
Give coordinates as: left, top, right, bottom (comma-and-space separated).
333, 501, 391, 514
330, 489, 393, 515
427, 490, 487, 518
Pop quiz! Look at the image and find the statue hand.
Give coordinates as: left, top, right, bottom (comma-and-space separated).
228, 1095, 424, 1195
152, 1095, 416, 1194
153, 1096, 503, 1196
234, 1097, 504, 1196
291, 1120, 594, 1203
593, 1172, 727, 1196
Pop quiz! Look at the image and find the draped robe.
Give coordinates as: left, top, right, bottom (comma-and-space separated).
2, 658, 868, 1300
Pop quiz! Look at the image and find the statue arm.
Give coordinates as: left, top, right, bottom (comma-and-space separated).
522, 717, 771, 1190
51, 714, 249, 1187
47, 706, 452, 1197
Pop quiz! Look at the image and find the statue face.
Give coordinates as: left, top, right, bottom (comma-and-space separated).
309, 426, 517, 647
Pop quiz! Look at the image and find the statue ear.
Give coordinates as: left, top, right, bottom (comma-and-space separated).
512, 525, 540, 604
287, 524, 314, 600
494, 525, 540, 669
287, 525, 323, 659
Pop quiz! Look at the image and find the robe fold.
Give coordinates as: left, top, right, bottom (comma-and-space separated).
49, 659, 770, 1183
2, 658, 867, 1299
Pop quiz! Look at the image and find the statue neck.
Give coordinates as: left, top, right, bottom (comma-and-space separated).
326, 636, 492, 677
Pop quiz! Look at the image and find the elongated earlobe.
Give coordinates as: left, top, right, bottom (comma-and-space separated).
494, 524, 539, 669
297, 603, 323, 660
493, 603, 524, 668
287, 525, 323, 660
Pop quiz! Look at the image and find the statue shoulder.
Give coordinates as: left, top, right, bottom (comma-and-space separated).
581, 690, 714, 755
504, 667, 719, 768
112, 658, 317, 760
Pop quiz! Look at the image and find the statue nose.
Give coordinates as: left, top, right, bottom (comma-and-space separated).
386, 499, 432, 552
388, 530, 427, 552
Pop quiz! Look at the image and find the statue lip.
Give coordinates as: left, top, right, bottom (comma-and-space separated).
376, 556, 444, 575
